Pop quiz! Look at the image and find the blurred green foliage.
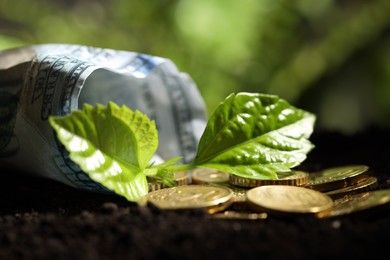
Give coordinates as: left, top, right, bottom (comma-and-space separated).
1, 0, 390, 134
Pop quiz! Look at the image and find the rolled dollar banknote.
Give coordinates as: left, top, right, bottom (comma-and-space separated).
0, 44, 207, 192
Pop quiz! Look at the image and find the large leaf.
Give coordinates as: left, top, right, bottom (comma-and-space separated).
193, 92, 315, 179
49, 102, 159, 202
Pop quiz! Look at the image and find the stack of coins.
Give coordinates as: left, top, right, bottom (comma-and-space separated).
303, 165, 377, 199
225, 168, 333, 217
139, 165, 389, 220
192, 168, 251, 211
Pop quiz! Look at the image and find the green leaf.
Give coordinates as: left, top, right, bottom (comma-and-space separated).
48, 92, 316, 203
49, 102, 159, 202
193, 92, 315, 179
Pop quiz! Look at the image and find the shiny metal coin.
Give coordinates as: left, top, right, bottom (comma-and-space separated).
191, 168, 230, 184
139, 184, 234, 214
148, 181, 165, 192
305, 165, 369, 192
324, 176, 378, 199
174, 171, 191, 186
229, 170, 310, 188
319, 189, 390, 218
246, 185, 333, 216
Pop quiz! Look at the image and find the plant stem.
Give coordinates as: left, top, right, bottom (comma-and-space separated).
164, 163, 197, 172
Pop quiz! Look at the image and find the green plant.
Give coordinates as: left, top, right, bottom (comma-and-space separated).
49, 92, 315, 202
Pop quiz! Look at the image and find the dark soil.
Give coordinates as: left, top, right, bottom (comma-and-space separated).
1, 127, 390, 260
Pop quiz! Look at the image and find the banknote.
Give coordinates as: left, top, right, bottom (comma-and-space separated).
0, 44, 207, 193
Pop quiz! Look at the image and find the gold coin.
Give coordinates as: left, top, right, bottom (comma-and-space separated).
148, 181, 165, 192
147, 171, 190, 192
207, 182, 252, 211
324, 176, 379, 199
305, 165, 369, 192
205, 182, 249, 202
229, 170, 310, 188
174, 171, 191, 186
191, 168, 230, 184
246, 185, 333, 216
139, 184, 234, 214
319, 189, 390, 218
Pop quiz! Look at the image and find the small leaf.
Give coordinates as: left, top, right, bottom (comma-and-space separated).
193, 92, 315, 179
49, 102, 159, 202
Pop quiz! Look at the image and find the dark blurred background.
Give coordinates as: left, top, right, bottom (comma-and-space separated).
1, 0, 389, 135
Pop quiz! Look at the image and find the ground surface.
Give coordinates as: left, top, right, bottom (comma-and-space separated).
1, 127, 390, 259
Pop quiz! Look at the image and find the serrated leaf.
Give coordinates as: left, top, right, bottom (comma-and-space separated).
193, 92, 315, 179
49, 102, 159, 202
